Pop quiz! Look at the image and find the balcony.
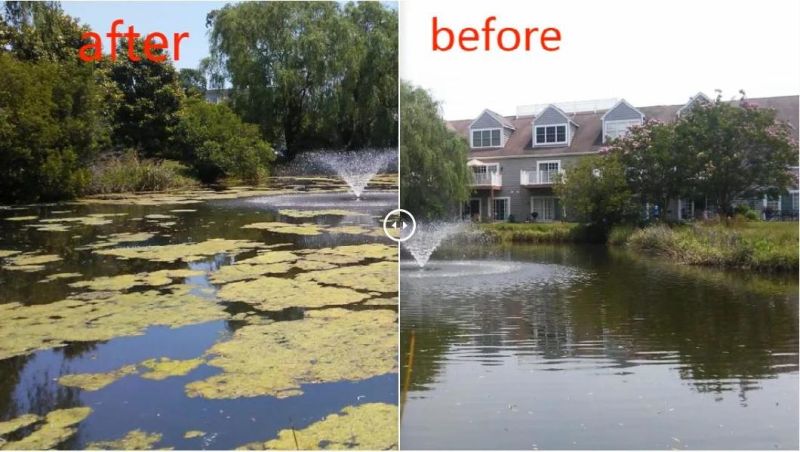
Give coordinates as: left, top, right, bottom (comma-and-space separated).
471, 172, 502, 188
520, 169, 564, 186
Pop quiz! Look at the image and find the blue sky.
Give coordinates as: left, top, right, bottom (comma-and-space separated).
62, 2, 226, 70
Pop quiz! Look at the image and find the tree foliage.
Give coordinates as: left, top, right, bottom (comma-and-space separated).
0, 1, 87, 62
554, 153, 637, 230
400, 81, 471, 220
674, 94, 797, 214
0, 53, 109, 201
108, 39, 184, 158
179, 68, 207, 98
609, 120, 689, 212
176, 98, 274, 184
205, 1, 397, 159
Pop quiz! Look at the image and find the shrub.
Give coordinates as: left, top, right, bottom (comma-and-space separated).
87, 151, 197, 194
175, 98, 274, 184
0, 54, 110, 202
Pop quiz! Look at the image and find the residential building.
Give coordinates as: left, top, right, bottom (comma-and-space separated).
447, 94, 799, 222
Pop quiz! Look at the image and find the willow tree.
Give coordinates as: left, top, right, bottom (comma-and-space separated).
205, 1, 397, 159
400, 81, 471, 220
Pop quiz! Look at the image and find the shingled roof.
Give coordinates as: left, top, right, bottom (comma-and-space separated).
449, 95, 799, 158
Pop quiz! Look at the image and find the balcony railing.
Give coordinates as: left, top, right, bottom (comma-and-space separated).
520, 169, 564, 186
471, 172, 502, 188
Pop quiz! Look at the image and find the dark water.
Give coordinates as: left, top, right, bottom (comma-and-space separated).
0, 183, 398, 449
400, 245, 798, 450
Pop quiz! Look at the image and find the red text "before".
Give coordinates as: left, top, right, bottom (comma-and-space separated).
432, 16, 561, 52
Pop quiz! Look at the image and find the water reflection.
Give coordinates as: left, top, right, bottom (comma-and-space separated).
400, 245, 798, 449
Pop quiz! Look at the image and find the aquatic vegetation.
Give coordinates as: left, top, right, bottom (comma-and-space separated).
79, 188, 285, 206
2, 253, 62, 272
70, 269, 205, 291
298, 261, 396, 293
183, 431, 205, 439
209, 262, 294, 284
77, 232, 156, 250
0, 250, 21, 258
170, 209, 197, 213
0, 287, 229, 360
185, 309, 397, 399
278, 209, 367, 218
86, 429, 162, 450
140, 357, 204, 380
0, 413, 40, 436
58, 365, 138, 391
0, 407, 91, 450
241, 222, 324, 236
216, 276, 368, 310
37, 215, 117, 226
237, 250, 299, 265
144, 214, 174, 220
363, 297, 397, 306
240, 403, 398, 450
299, 244, 396, 266
3, 215, 38, 221
94, 238, 266, 262
325, 225, 375, 235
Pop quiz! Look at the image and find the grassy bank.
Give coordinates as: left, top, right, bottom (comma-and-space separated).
618, 222, 798, 272
87, 154, 199, 195
480, 222, 587, 243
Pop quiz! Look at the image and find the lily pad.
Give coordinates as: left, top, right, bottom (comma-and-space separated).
239, 403, 397, 450
185, 309, 396, 399
58, 365, 137, 391
1, 407, 91, 450
0, 250, 21, 258
183, 430, 205, 439
86, 430, 162, 450
3, 215, 38, 222
139, 357, 204, 380
77, 232, 156, 250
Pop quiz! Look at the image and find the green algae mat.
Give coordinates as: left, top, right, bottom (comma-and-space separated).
0, 176, 399, 450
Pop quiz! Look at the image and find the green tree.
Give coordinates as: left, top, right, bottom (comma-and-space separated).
178, 68, 207, 98
675, 94, 798, 215
554, 153, 637, 230
108, 39, 184, 158
400, 81, 471, 219
0, 53, 109, 201
608, 120, 691, 216
175, 98, 274, 184
205, 1, 397, 159
0, 1, 87, 62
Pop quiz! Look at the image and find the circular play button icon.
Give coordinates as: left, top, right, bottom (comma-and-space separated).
382, 209, 416, 242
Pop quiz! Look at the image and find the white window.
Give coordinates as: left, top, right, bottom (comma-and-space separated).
604, 119, 642, 142
538, 161, 561, 184
471, 128, 502, 148
530, 197, 556, 221
534, 124, 567, 145
790, 191, 799, 211
492, 198, 510, 221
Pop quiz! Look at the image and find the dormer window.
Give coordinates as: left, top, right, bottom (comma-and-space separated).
534, 124, 567, 145
472, 128, 501, 148
601, 99, 644, 143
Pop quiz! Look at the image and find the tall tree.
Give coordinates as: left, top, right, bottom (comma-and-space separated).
400, 81, 471, 220
554, 153, 637, 230
0, 1, 87, 62
178, 68, 207, 98
675, 94, 797, 215
608, 120, 691, 215
108, 39, 184, 158
205, 1, 397, 159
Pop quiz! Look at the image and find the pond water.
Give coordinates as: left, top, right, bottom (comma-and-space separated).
400, 244, 798, 450
0, 176, 398, 449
